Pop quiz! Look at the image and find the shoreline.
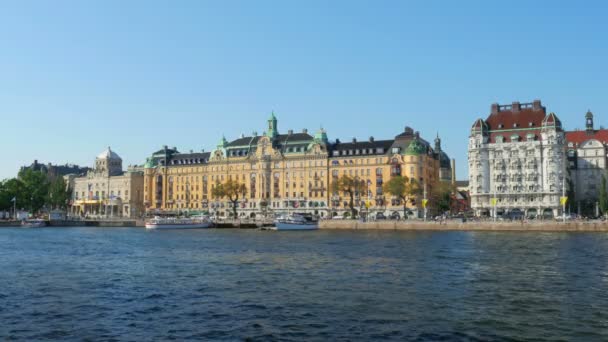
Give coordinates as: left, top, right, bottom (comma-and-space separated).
319, 220, 608, 232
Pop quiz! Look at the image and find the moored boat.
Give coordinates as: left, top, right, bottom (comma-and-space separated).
145, 215, 213, 229
21, 219, 47, 228
273, 213, 319, 230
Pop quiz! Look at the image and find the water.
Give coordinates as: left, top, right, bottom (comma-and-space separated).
1, 228, 608, 341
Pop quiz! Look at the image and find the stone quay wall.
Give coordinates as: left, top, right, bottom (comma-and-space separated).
319, 220, 608, 232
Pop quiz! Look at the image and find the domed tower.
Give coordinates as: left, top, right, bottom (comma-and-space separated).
266, 111, 278, 140
95, 147, 123, 176
586, 110, 594, 132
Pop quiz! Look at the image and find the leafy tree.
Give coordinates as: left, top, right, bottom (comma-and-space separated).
0, 178, 26, 213
431, 181, 456, 214
331, 175, 368, 219
212, 179, 247, 218
18, 169, 49, 213
600, 174, 608, 216
47, 177, 70, 210
382, 175, 421, 219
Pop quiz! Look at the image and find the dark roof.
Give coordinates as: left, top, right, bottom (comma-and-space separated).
329, 139, 393, 155
455, 180, 469, 187
168, 152, 211, 165
226, 133, 313, 147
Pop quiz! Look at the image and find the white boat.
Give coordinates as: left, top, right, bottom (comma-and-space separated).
273, 213, 319, 230
145, 216, 213, 229
21, 219, 46, 228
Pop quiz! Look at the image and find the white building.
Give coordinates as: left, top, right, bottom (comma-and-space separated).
566, 110, 608, 216
67, 147, 144, 218
468, 100, 567, 219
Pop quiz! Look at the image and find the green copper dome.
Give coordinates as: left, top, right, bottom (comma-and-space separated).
314, 127, 328, 143
144, 157, 155, 169
405, 138, 426, 156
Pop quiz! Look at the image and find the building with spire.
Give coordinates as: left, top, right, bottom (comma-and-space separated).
67, 147, 145, 218
468, 100, 567, 219
143, 113, 451, 218
565, 110, 608, 216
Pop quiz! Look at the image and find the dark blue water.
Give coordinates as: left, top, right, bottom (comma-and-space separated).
1, 228, 608, 341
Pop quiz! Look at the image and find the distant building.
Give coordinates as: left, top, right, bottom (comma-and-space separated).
468, 100, 567, 219
143, 113, 453, 218
20, 160, 89, 180
67, 147, 144, 218
565, 110, 608, 216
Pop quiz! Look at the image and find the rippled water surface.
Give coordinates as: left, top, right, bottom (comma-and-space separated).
1, 227, 608, 341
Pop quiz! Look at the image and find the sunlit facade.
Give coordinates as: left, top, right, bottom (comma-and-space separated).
143, 114, 449, 218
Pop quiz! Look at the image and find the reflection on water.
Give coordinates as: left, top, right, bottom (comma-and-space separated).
1, 228, 608, 340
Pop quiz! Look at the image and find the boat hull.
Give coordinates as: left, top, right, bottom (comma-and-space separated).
145, 222, 213, 229
274, 222, 318, 230
21, 221, 46, 228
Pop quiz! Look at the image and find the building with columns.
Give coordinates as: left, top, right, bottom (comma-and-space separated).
566, 110, 608, 216
468, 100, 567, 219
143, 113, 452, 218
67, 147, 145, 218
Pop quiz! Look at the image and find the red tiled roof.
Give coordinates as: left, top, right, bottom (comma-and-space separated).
566, 130, 608, 146
485, 107, 546, 131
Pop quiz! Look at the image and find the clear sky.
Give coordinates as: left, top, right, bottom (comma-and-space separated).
1, 0, 607, 180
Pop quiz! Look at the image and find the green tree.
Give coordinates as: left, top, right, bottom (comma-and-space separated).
431, 181, 456, 214
0, 178, 26, 212
18, 169, 49, 213
382, 175, 421, 219
212, 179, 247, 218
600, 174, 608, 216
331, 175, 368, 219
47, 177, 70, 210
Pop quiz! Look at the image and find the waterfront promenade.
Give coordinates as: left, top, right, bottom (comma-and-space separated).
320, 219, 608, 232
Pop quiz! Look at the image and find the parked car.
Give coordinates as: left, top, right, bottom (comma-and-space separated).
389, 213, 401, 220
375, 213, 387, 220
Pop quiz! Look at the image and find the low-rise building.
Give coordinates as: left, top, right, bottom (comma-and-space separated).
67, 148, 144, 218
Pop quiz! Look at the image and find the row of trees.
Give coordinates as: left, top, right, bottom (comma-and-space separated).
0, 169, 70, 215
208, 174, 456, 219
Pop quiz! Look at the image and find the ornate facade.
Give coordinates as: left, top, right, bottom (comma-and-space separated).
144, 114, 451, 218
67, 147, 145, 218
566, 110, 608, 216
468, 100, 567, 218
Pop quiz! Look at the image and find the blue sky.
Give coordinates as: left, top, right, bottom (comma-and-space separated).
1, 0, 607, 180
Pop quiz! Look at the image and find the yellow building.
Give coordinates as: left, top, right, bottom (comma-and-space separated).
143, 114, 447, 218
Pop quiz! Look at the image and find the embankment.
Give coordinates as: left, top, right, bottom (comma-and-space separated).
320, 220, 608, 232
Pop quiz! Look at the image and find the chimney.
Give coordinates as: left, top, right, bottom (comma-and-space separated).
352, 137, 357, 143
302, 128, 308, 134
163, 145, 168, 150
415, 131, 420, 139
336, 139, 341, 144
532, 99, 542, 111
253, 131, 258, 136
369, 136, 374, 142
512, 101, 521, 112
172, 147, 177, 151
190, 150, 193, 153
288, 129, 293, 135
451, 159, 456, 186
491, 103, 499, 114
240, 133, 245, 138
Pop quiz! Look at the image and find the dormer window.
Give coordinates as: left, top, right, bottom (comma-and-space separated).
526, 133, 535, 141
498, 124, 504, 128
496, 135, 504, 143
511, 134, 519, 142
